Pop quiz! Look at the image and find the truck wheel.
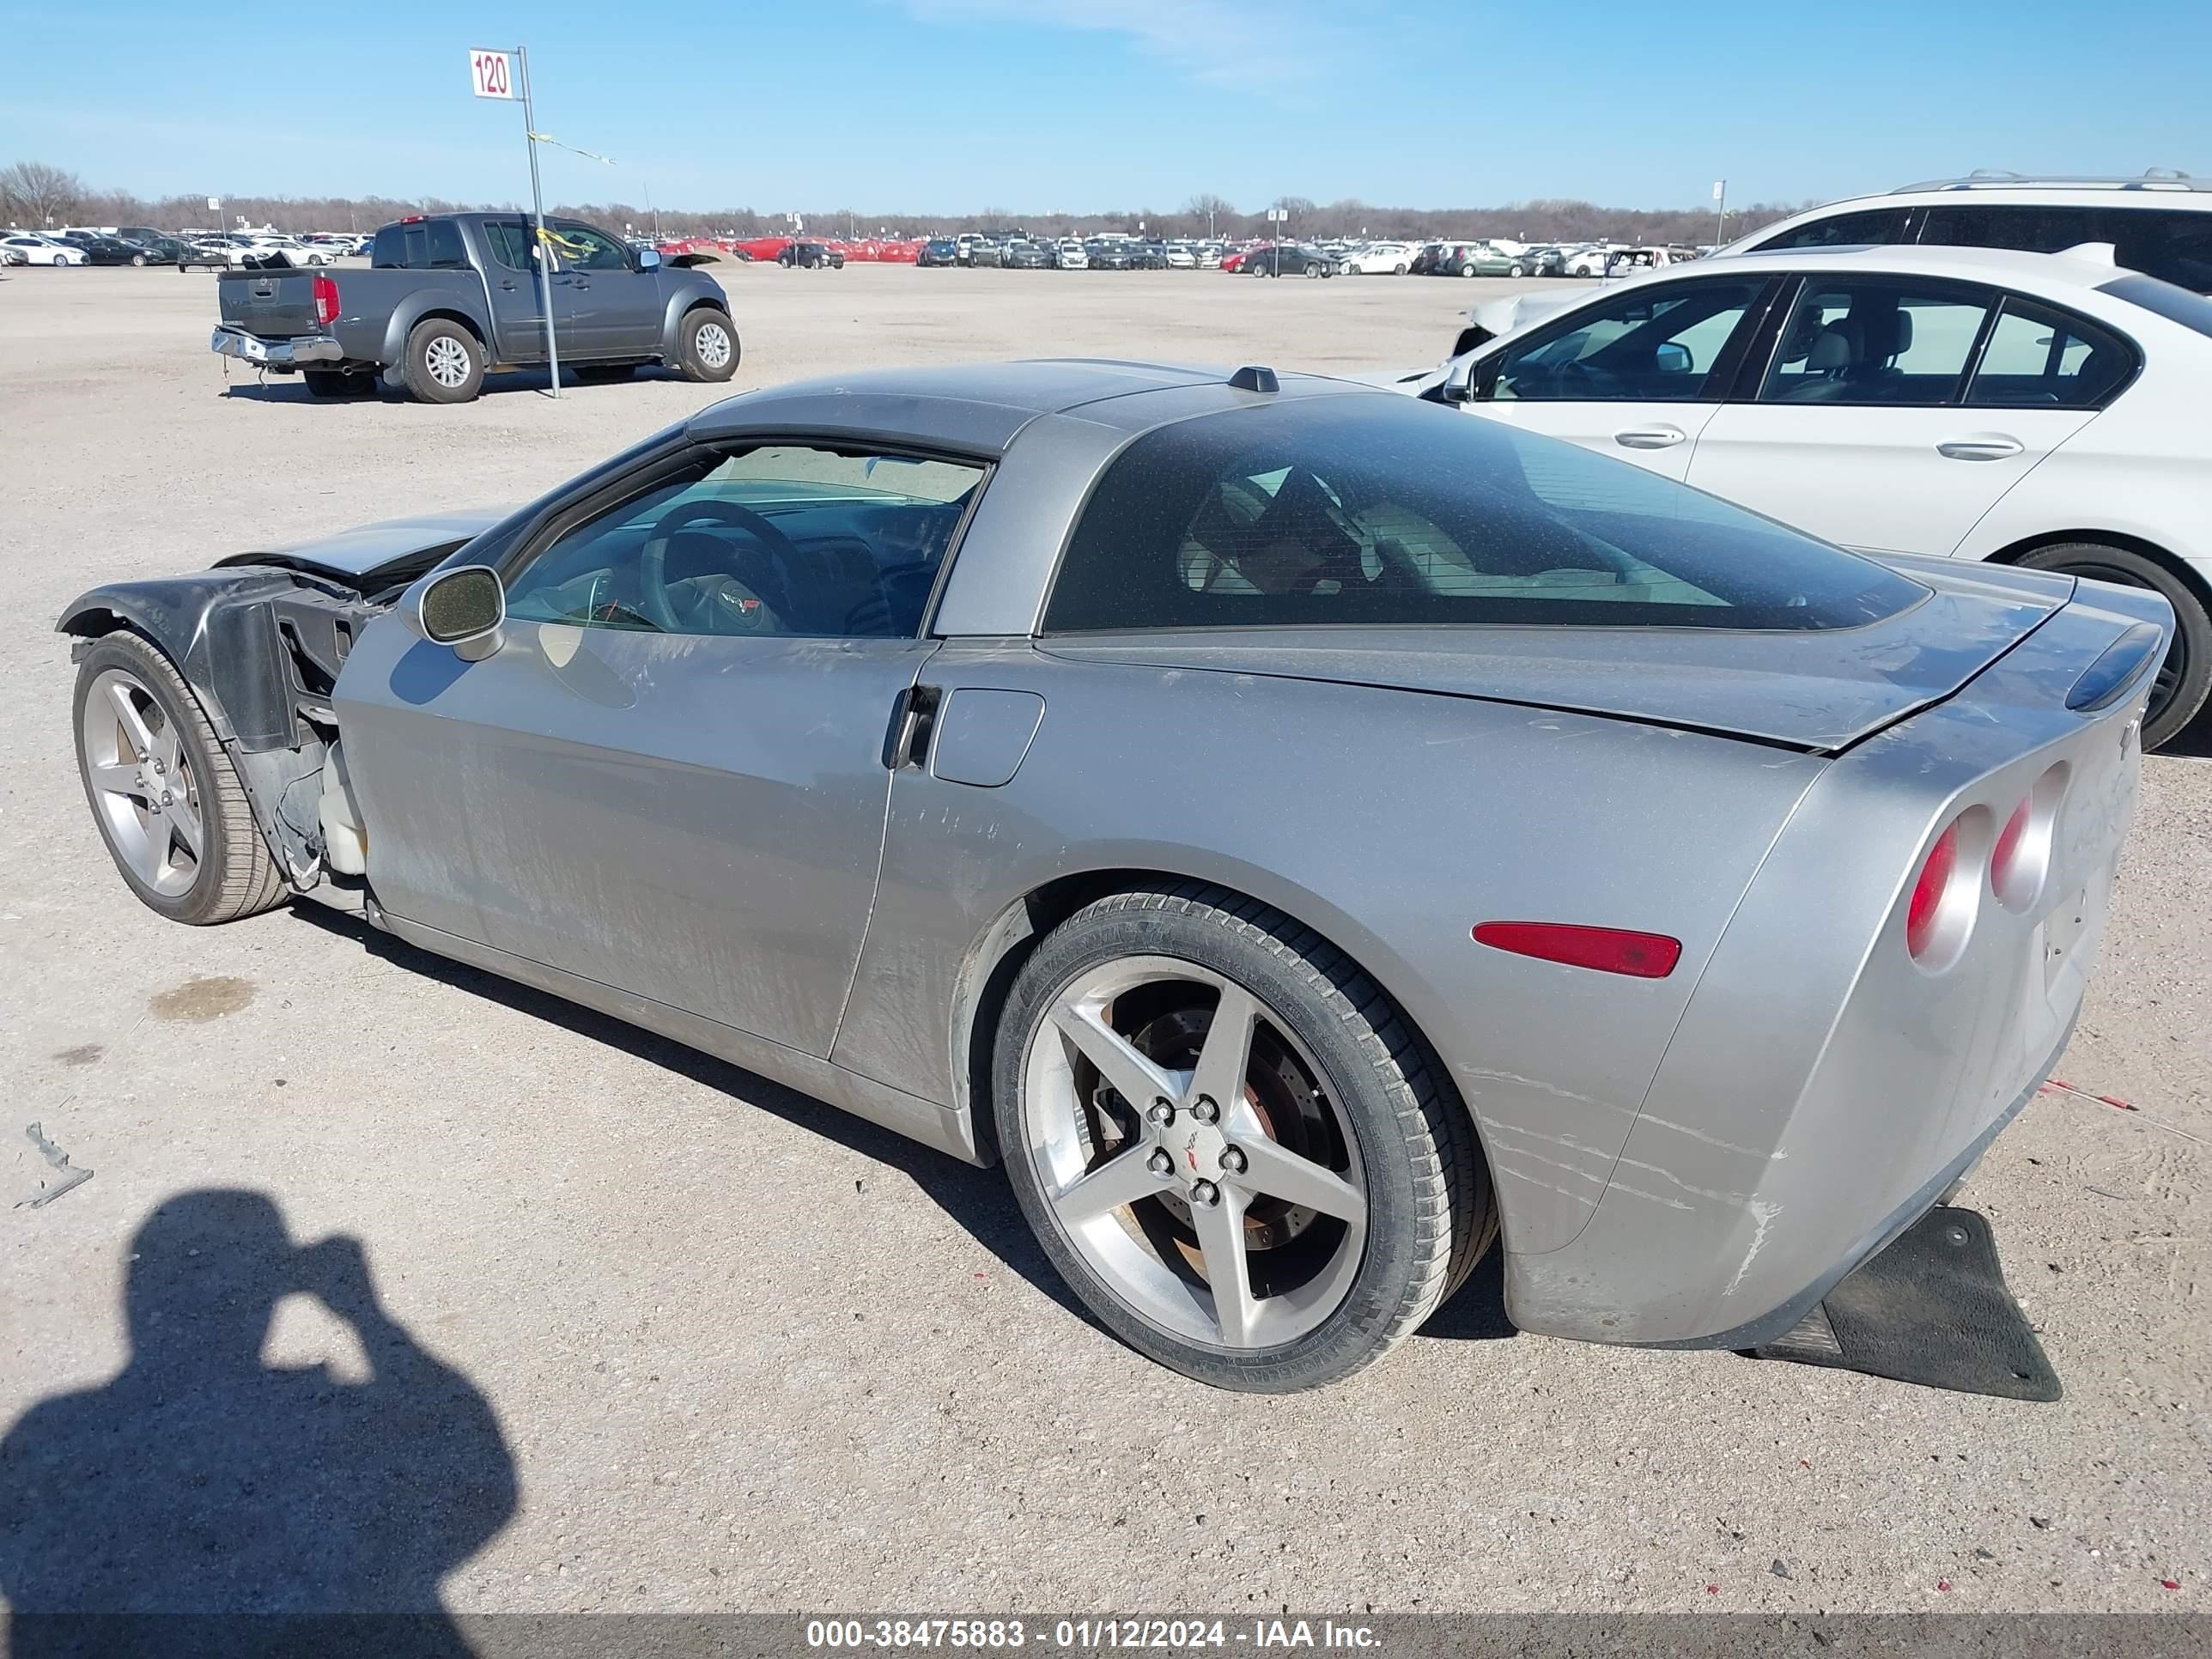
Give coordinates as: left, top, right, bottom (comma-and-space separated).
677, 308, 738, 382
401, 319, 484, 404
303, 370, 373, 398
73, 632, 287, 926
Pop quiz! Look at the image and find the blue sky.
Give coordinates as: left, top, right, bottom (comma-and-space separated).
3, 0, 2206, 213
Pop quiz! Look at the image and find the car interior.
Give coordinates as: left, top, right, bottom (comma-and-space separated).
502, 449, 983, 639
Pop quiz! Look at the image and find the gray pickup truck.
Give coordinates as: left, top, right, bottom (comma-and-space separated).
210, 212, 738, 403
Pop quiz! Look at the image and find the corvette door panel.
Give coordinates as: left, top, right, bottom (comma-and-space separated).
335, 616, 933, 1057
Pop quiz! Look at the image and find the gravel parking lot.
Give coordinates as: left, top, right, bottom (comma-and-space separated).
1, 264, 2205, 1617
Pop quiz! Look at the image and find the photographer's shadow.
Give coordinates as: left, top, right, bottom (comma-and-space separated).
0, 1190, 515, 1656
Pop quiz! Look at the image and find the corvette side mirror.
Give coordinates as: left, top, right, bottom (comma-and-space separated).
408, 565, 506, 661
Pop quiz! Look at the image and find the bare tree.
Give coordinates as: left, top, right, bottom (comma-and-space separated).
1, 161, 87, 228
1183, 192, 1234, 236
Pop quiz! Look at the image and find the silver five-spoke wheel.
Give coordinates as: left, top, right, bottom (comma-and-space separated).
1024, 955, 1368, 1350
996, 886, 1492, 1391
80, 668, 204, 897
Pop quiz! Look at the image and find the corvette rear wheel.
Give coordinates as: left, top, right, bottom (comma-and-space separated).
73, 633, 286, 926
996, 885, 1493, 1391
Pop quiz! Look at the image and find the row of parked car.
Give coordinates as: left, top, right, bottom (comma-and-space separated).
1, 226, 368, 270
919, 232, 1206, 270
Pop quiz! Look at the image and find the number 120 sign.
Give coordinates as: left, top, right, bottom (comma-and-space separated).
470, 49, 515, 100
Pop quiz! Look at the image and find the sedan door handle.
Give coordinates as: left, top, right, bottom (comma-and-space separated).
1936, 436, 2024, 461
1613, 425, 1686, 450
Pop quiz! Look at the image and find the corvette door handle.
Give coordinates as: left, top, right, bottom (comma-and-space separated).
1936, 436, 2024, 461
884, 684, 944, 770
1613, 425, 1686, 450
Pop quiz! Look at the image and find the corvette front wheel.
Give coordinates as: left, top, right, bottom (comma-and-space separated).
72, 633, 287, 925
996, 885, 1493, 1391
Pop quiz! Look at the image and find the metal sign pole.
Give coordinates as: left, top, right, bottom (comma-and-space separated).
1712, 179, 1728, 250
518, 45, 562, 397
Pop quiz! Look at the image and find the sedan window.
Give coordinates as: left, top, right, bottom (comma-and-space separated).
1965, 297, 2134, 408
504, 446, 984, 640
1758, 280, 1992, 405
1044, 398, 1922, 634
1492, 280, 1767, 403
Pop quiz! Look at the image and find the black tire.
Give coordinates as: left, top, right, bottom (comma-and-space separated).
574, 363, 640, 383
676, 307, 739, 382
302, 369, 374, 398
130, 252, 147, 267
2016, 542, 2212, 748
72, 632, 287, 927
399, 318, 483, 404
994, 884, 1494, 1392
1508, 264, 1525, 277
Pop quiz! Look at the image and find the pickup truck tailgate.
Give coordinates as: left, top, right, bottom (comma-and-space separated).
218, 270, 321, 339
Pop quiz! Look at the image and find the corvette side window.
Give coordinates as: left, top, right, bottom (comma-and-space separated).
503, 446, 983, 640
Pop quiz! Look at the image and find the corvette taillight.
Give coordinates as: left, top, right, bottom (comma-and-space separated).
312, 273, 340, 326
1905, 821, 1961, 962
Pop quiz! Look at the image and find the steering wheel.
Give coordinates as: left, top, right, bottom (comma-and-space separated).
636, 498, 804, 634
1552, 358, 1615, 398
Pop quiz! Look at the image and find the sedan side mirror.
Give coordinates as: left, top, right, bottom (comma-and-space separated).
1440, 353, 1481, 404
408, 565, 506, 661
1654, 341, 1693, 374
637, 247, 662, 270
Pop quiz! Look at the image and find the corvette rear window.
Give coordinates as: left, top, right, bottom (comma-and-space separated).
1042, 398, 1925, 633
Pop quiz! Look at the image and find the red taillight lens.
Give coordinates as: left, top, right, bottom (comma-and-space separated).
312, 273, 339, 326
1990, 796, 2032, 896
1905, 822, 1960, 960
1474, 921, 1682, 979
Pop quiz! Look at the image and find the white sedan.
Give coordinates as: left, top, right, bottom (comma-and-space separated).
1424, 241, 2212, 744
1340, 241, 1417, 275
3, 234, 87, 266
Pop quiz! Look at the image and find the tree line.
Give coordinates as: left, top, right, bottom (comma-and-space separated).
3, 161, 1796, 246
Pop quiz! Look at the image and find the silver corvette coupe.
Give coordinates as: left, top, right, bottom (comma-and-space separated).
62, 361, 2168, 1391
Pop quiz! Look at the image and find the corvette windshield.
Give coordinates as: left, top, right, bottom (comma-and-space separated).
1045, 397, 1925, 633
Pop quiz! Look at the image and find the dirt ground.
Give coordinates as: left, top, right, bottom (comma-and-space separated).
0, 263, 2204, 1618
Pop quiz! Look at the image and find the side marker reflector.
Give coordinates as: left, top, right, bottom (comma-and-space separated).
1473, 921, 1682, 979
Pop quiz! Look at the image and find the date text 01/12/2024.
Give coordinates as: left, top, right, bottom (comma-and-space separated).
804, 1619, 1380, 1650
